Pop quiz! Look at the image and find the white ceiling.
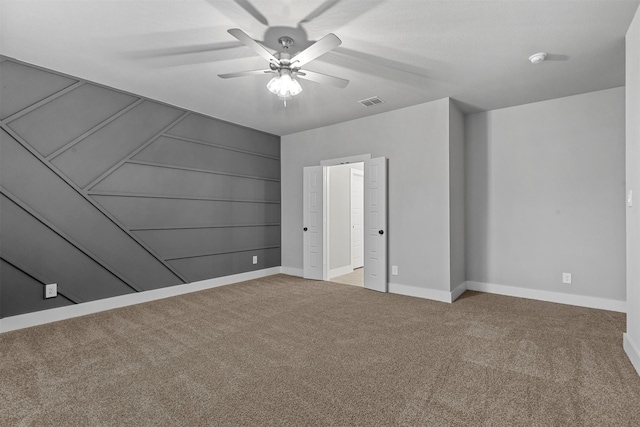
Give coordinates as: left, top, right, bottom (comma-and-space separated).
1, 0, 638, 136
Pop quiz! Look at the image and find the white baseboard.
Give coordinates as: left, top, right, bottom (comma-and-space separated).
389, 282, 463, 303
624, 333, 640, 377
328, 265, 353, 279
280, 266, 303, 277
466, 281, 626, 313
0, 267, 281, 334
451, 281, 468, 302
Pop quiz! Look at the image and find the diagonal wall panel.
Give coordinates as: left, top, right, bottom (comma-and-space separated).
7, 83, 138, 157
91, 163, 280, 201
0, 259, 74, 317
167, 247, 281, 283
134, 226, 281, 259
92, 196, 281, 229
0, 195, 135, 302
132, 136, 281, 180
0, 129, 182, 291
166, 113, 280, 157
0, 60, 77, 120
51, 100, 184, 188
0, 58, 280, 319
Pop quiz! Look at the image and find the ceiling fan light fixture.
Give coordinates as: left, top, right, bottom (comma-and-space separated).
267, 70, 302, 100
529, 52, 547, 64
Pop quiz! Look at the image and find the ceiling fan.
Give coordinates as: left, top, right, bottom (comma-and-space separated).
218, 28, 349, 105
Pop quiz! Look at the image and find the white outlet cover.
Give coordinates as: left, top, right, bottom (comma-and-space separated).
252, 256, 258, 264
392, 265, 398, 275
562, 273, 572, 284
45, 283, 57, 298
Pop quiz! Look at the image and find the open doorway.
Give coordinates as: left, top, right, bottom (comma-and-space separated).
326, 163, 364, 287
303, 155, 387, 292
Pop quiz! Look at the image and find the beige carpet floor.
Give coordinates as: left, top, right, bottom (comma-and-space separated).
1, 274, 639, 426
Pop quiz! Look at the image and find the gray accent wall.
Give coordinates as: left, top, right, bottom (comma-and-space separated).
0, 58, 280, 318
282, 98, 464, 293
465, 87, 626, 301
626, 6, 640, 364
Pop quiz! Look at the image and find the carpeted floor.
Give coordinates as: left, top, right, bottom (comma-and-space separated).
1, 274, 639, 426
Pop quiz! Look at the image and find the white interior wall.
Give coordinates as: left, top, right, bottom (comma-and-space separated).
449, 100, 466, 290
465, 87, 626, 308
281, 99, 454, 294
625, 5, 640, 375
328, 163, 353, 275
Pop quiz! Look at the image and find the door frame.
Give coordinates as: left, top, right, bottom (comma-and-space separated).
319, 154, 379, 285
350, 168, 364, 270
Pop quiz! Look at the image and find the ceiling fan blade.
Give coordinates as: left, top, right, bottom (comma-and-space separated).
299, 0, 340, 24
227, 28, 279, 65
218, 69, 276, 79
290, 33, 342, 68
233, 0, 269, 26
296, 70, 349, 89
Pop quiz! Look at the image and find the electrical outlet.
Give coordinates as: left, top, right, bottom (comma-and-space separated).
45, 283, 57, 298
562, 273, 572, 284
252, 255, 258, 265
391, 265, 398, 276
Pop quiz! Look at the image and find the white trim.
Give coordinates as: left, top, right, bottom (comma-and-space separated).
451, 281, 468, 302
624, 333, 640, 376
329, 265, 354, 279
323, 165, 329, 281
0, 267, 281, 333
466, 281, 626, 313
320, 154, 371, 167
389, 282, 456, 303
280, 266, 304, 277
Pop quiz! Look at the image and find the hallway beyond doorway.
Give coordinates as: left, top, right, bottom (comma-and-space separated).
331, 268, 364, 287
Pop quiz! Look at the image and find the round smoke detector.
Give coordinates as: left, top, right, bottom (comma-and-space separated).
529, 52, 547, 64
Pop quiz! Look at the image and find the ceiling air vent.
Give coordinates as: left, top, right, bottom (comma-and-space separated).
358, 96, 385, 107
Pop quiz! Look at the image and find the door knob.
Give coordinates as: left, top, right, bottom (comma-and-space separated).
303, 227, 308, 231
379, 230, 384, 235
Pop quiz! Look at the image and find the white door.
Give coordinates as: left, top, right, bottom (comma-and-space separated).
364, 157, 387, 292
303, 166, 324, 280
351, 169, 364, 269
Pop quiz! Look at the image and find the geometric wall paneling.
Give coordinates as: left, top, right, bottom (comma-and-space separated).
131, 136, 281, 180
0, 128, 183, 291
0, 259, 74, 317
0, 58, 280, 318
92, 196, 281, 229
0, 194, 136, 304
50, 100, 184, 188
133, 225, 281, 260
90, 163, 280, 201
167, 247, 282, 283
166, 113, 280, 158
0, 60, 78, 120
7, 83, 139, 157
